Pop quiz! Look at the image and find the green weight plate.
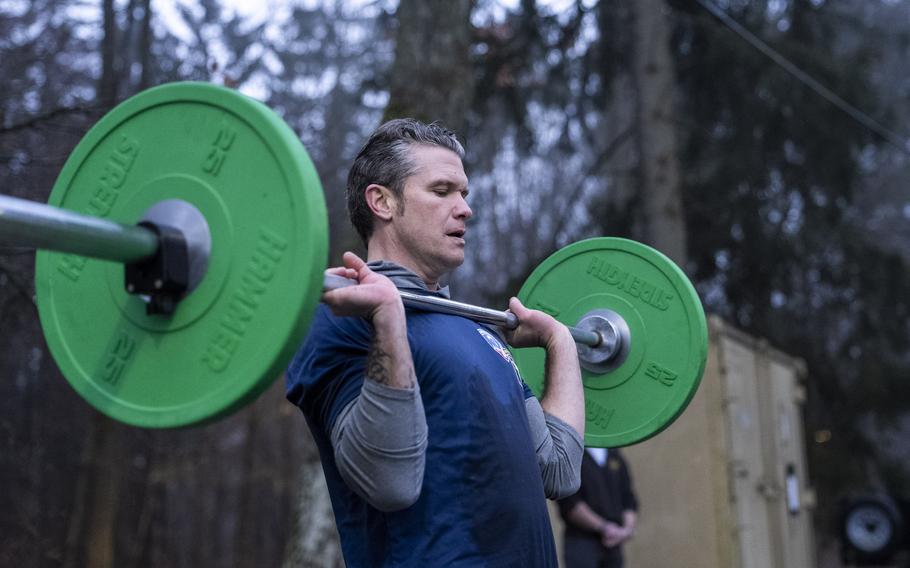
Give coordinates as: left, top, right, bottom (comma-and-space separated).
512, 238, 708, 447
34, 82, 328, 428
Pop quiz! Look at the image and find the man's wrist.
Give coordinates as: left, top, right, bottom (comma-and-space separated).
366, 298, 414, 389
370, 298, 406, 330
543, 323, 573, 351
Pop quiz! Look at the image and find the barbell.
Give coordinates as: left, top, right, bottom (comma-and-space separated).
0, 82, 708, 447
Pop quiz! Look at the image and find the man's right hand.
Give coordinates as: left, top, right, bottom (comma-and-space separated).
601, 522, 621, 548
601, 522, 630, 548
322, 252, 404, 323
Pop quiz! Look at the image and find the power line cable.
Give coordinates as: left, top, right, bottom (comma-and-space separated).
694, 0, 910, 155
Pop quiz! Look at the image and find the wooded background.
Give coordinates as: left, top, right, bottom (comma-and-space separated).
1, 0, 909, 566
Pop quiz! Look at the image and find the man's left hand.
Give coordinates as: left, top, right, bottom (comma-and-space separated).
602, 524, 633, 548
502, 297, 571, 350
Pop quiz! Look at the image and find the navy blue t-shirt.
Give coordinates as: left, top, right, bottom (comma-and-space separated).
286, 303, 558, 567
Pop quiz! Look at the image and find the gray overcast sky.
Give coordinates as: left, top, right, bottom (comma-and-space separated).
153, 0, 584, 44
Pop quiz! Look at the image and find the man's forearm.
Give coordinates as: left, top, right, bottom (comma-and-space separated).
539, 327, 585, 437
567, 501, 610, 533
366, 305, 416, 389
332, 305, 427, 512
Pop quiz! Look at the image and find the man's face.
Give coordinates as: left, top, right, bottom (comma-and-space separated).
390, 144, 472, 283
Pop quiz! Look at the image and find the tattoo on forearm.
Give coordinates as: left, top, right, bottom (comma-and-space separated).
367, 342, 393, 385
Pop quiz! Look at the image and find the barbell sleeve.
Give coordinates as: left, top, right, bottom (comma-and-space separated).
0, 194, 159, 262
323, 273, 604, 348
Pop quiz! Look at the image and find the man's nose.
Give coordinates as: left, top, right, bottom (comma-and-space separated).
454, 195, 472, 220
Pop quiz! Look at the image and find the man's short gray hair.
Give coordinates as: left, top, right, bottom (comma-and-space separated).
346, 118, 465, 245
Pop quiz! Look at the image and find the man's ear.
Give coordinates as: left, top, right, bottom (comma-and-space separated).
365, 183, 397, 221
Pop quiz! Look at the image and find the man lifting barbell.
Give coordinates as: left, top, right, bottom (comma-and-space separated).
0, 81, 708, 564
285, 119, 586, 567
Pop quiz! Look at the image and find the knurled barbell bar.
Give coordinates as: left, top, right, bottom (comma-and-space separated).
0, 82, 707, 447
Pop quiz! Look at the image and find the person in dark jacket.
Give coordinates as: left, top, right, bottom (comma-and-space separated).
559, 447, 639, 568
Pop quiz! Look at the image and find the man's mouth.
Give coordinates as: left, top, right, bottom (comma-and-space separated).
446, 229, 466, 243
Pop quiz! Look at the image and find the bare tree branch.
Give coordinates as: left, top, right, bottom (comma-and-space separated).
1, 105, 103, 135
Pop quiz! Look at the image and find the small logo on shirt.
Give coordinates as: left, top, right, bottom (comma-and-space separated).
476, 328, 523, 385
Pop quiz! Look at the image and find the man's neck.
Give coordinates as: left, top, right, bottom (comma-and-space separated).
366, 239, 440, 290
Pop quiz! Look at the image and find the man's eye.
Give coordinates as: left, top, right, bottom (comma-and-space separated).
434, 190, 448, 196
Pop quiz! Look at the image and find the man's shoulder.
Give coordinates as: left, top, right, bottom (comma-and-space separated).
307, 304, 370, 344
286, 305, 371, 387
285, 305, 371, 413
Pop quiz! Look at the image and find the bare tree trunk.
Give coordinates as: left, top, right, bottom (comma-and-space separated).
234, 410, 261, 567
62, 417, 96, 568
85, 419, 125, 568
282, 459, 344, 568
99, 0, 118, 107
383, 0, 475, 134
138, 0, 152, 90
323, 82, 366, 260
63, 413, 126, 568
123, 0, 137, 92
631, 0, 687, 265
